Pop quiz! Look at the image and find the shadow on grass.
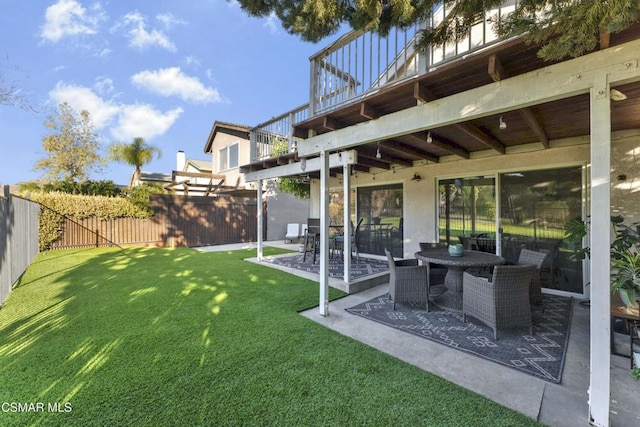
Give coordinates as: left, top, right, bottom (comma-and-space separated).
0, 246, 539, 427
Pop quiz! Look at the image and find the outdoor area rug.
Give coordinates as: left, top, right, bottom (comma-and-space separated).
346, 294, 573, 383
266, 254, 388, 279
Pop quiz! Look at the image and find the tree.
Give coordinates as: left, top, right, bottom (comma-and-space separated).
1, 59, 33, 110
107, 137, 162, 188
234, 0, 640, 61
35, 102, 102, 182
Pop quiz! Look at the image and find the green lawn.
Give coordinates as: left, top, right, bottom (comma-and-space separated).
0, 247, 540, 426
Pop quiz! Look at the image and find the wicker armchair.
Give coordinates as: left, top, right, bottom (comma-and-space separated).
385, 249, 428, 311
462, 264, 536, 340
517, 249, 548, 310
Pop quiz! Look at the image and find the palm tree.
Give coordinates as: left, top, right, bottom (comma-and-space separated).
108, 137, 162, 188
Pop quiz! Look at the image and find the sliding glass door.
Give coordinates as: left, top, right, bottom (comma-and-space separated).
438, 166, 585, 294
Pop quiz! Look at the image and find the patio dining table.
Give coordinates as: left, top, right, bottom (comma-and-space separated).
415, 249, 506, 310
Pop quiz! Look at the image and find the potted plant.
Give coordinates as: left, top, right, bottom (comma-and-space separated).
610, 216, 640, 311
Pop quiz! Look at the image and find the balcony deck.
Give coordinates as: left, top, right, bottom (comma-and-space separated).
242, 22, 640, 179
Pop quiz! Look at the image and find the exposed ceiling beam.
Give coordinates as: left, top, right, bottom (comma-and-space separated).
356, 154, 392, 169
380, 140, 439, 163
519, 108, 550, 148
413, 82, 436, 103
489, 53, 549, 148
360, 102, 379, 120
323, 116, 343, 131
405, 132, 470, 159
456, 124, 505, 154
359, 147, 413, 167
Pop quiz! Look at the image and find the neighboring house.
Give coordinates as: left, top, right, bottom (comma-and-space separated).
204, 121, 309, 241
240, 4, 640, 424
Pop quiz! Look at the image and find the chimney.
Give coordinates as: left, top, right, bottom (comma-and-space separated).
176, 150, 186, 171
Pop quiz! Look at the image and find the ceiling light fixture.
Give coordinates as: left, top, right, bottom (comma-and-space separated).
376, 142, 382, 159
499, 116, 507, 130
426, 132, 433, 143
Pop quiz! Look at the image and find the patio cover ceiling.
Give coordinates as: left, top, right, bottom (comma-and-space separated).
242, 24, 640, 178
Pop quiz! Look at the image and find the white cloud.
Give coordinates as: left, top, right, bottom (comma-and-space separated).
112, 104, 183, 141
117, 12, 176, 52
40, 0, 106, 42
264, 12, 279, 34
94, 76, 114, 95
131, 67, 222, 104
156, 13, 186, 29
49, 81, 120, 129
48, 81, 182, 142
184, 55, 201, 68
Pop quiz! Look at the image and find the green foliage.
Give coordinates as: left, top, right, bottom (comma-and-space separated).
34, 102, 103, 181
41, 179, 121, 197
121, 183, 165, 209
632, 366, 640, 381
236, 0, 640, 61
107, 137, 161, 188
0, 246, 538, 426
278, 177, 310, 199
28, 191, 154, 251
564, 218, 590, 261
610, 216, 640, 302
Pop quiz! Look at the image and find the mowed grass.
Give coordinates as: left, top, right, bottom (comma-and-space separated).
0, 247, 540, 426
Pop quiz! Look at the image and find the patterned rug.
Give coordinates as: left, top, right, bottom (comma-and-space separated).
266, 254, 389, 279
346, 294, 573, 383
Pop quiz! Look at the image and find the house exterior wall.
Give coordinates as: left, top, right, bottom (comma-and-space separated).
309, 130, 640, 259
210, 131, 253, 189
264, 180, 310, 241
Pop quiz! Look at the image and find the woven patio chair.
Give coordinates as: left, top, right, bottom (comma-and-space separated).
462, 264, 536, 340
385, 249, 429, 311
517, 248, 548, 311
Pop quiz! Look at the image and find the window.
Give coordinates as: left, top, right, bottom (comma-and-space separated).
218, 143, 239, 171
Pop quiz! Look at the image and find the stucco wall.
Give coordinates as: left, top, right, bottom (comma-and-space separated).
210, 131, 252, 189
264, 180, 310, 241
309, 130, 640, 258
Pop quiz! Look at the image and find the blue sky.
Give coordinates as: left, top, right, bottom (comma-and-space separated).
0, 0, 342, 186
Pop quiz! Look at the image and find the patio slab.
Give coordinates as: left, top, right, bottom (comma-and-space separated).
300, 286, 640, 426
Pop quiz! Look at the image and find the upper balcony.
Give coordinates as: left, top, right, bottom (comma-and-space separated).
244, 2, 640, 175
248, 1, 522, 165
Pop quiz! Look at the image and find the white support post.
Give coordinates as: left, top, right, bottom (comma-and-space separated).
257, 179, 263, 262
343, 164, 351, 283
588, 75, 611, 427
319, 151, 330, 316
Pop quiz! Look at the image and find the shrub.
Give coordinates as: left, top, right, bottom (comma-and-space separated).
27, 192, 154, 251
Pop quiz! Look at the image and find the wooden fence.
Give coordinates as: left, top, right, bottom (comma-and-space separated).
49, 194, 265, 250
0, 186, 40, 305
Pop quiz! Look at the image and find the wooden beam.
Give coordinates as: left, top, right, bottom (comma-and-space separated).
356, 155, 391, 170
405, 132, 470, 159
292, 126, 308, 139
488, 54, 506, 82
323, 116, 342, 131
519, 109, 550, 148
380, 140, 439, 163
360, 102, 379, 120
454, 123, 506, 154
172, 170, 225, 180
413, 82, 436, 103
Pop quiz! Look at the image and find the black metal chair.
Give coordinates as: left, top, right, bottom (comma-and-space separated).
303, 218, 320, 263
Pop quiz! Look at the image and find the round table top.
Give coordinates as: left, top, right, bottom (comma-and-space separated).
415, 249, 506, 268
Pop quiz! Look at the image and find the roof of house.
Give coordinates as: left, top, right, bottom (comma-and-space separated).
203, 121, 250, 154
185, 159, 211, 172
